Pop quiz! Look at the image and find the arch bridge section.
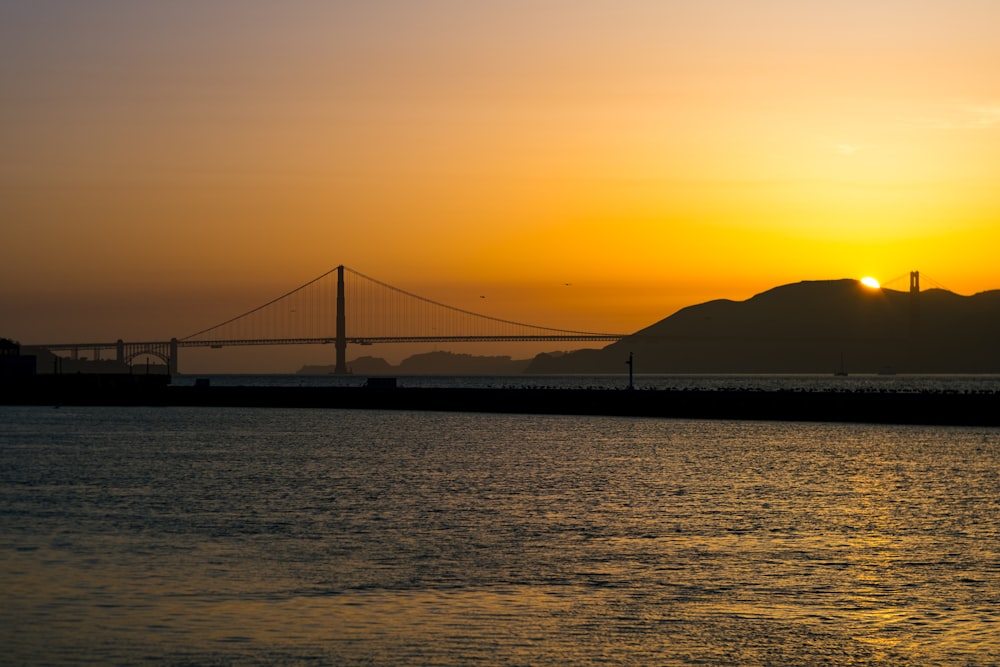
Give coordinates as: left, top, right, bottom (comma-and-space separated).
33, 339, 179, 374
118, 339, 179, 373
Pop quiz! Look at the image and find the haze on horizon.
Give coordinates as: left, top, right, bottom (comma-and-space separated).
3, 1, 999, 372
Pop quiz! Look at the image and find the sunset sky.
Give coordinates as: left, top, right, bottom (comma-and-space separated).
3, 1, 999, 371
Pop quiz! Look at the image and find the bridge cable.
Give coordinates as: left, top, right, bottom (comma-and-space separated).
345, 267, 619, 336
181, 266, 341, 340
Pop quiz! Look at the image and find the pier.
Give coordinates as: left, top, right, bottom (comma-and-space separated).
3, 377, 998, 427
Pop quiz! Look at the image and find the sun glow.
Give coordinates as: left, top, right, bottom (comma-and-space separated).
860, 276, 881, 289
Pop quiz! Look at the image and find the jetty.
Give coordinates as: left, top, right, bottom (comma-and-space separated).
2, 375, 999, 426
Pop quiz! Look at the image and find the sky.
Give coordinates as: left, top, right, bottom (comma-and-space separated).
3, 1, 999, 371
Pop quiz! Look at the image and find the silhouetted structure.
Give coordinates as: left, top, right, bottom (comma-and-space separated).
336, 264, 347, 374
3, 382, 999, 427
26, 265, 622, 374
0, 338, 19, 356
0, 338, 35, 379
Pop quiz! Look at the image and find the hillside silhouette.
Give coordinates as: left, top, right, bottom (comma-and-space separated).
527, 279, 1000, 374
300, 351, 532, 375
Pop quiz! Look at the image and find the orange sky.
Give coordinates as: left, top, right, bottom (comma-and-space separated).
2, 1, 999, 371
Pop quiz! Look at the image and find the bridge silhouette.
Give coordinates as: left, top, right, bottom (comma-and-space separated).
34, 266, 626, 374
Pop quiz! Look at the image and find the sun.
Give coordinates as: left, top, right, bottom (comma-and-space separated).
860, 276, 881, 289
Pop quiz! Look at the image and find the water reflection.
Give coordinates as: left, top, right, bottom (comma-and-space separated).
1, 407, 997, 665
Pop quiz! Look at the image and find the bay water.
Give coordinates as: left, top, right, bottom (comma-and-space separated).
1, 401, 998, 665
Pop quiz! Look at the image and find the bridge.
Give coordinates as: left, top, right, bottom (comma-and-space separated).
32, 266, 626, 374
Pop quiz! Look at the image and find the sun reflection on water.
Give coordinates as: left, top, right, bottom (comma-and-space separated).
1, 407, 997, 665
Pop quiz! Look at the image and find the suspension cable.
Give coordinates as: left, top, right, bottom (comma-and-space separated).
182, 266, 341, 340
345, 267, 616, 336
183, 264, 623, 341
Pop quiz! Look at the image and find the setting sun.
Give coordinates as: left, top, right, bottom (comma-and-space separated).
860, 277, 881, 289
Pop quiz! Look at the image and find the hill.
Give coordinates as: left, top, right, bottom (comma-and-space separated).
527, 279, 1000, 374
299, 351, 532, 375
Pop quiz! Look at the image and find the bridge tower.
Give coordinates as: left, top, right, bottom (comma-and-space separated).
335, 265, 348, 374
909, 270, 920, 339
169, 338, 178, 375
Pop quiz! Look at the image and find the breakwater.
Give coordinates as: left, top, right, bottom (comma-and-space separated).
3, 375, 999, 426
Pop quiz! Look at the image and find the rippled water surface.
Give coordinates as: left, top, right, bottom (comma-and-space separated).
2, 406, 998, 665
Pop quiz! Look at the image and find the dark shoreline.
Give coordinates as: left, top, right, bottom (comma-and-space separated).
3, 375, 999, 426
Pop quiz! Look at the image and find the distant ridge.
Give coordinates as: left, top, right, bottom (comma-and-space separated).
527, 279, 1000, 374
299, 351, 532, 376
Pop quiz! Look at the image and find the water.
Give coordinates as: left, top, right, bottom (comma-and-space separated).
2, 405, 998, 665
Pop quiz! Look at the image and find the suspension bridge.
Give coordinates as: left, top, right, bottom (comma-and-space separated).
31, 266, 626, 374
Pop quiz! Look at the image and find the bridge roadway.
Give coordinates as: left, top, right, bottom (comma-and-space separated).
190, 335, 625, 345
30, 334, 626, 374
27, 265, 628, 374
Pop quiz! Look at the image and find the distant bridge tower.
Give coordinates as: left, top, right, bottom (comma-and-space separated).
169, 338, 178, 375
909, 270, 920, 339
335, 265, 348, 374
